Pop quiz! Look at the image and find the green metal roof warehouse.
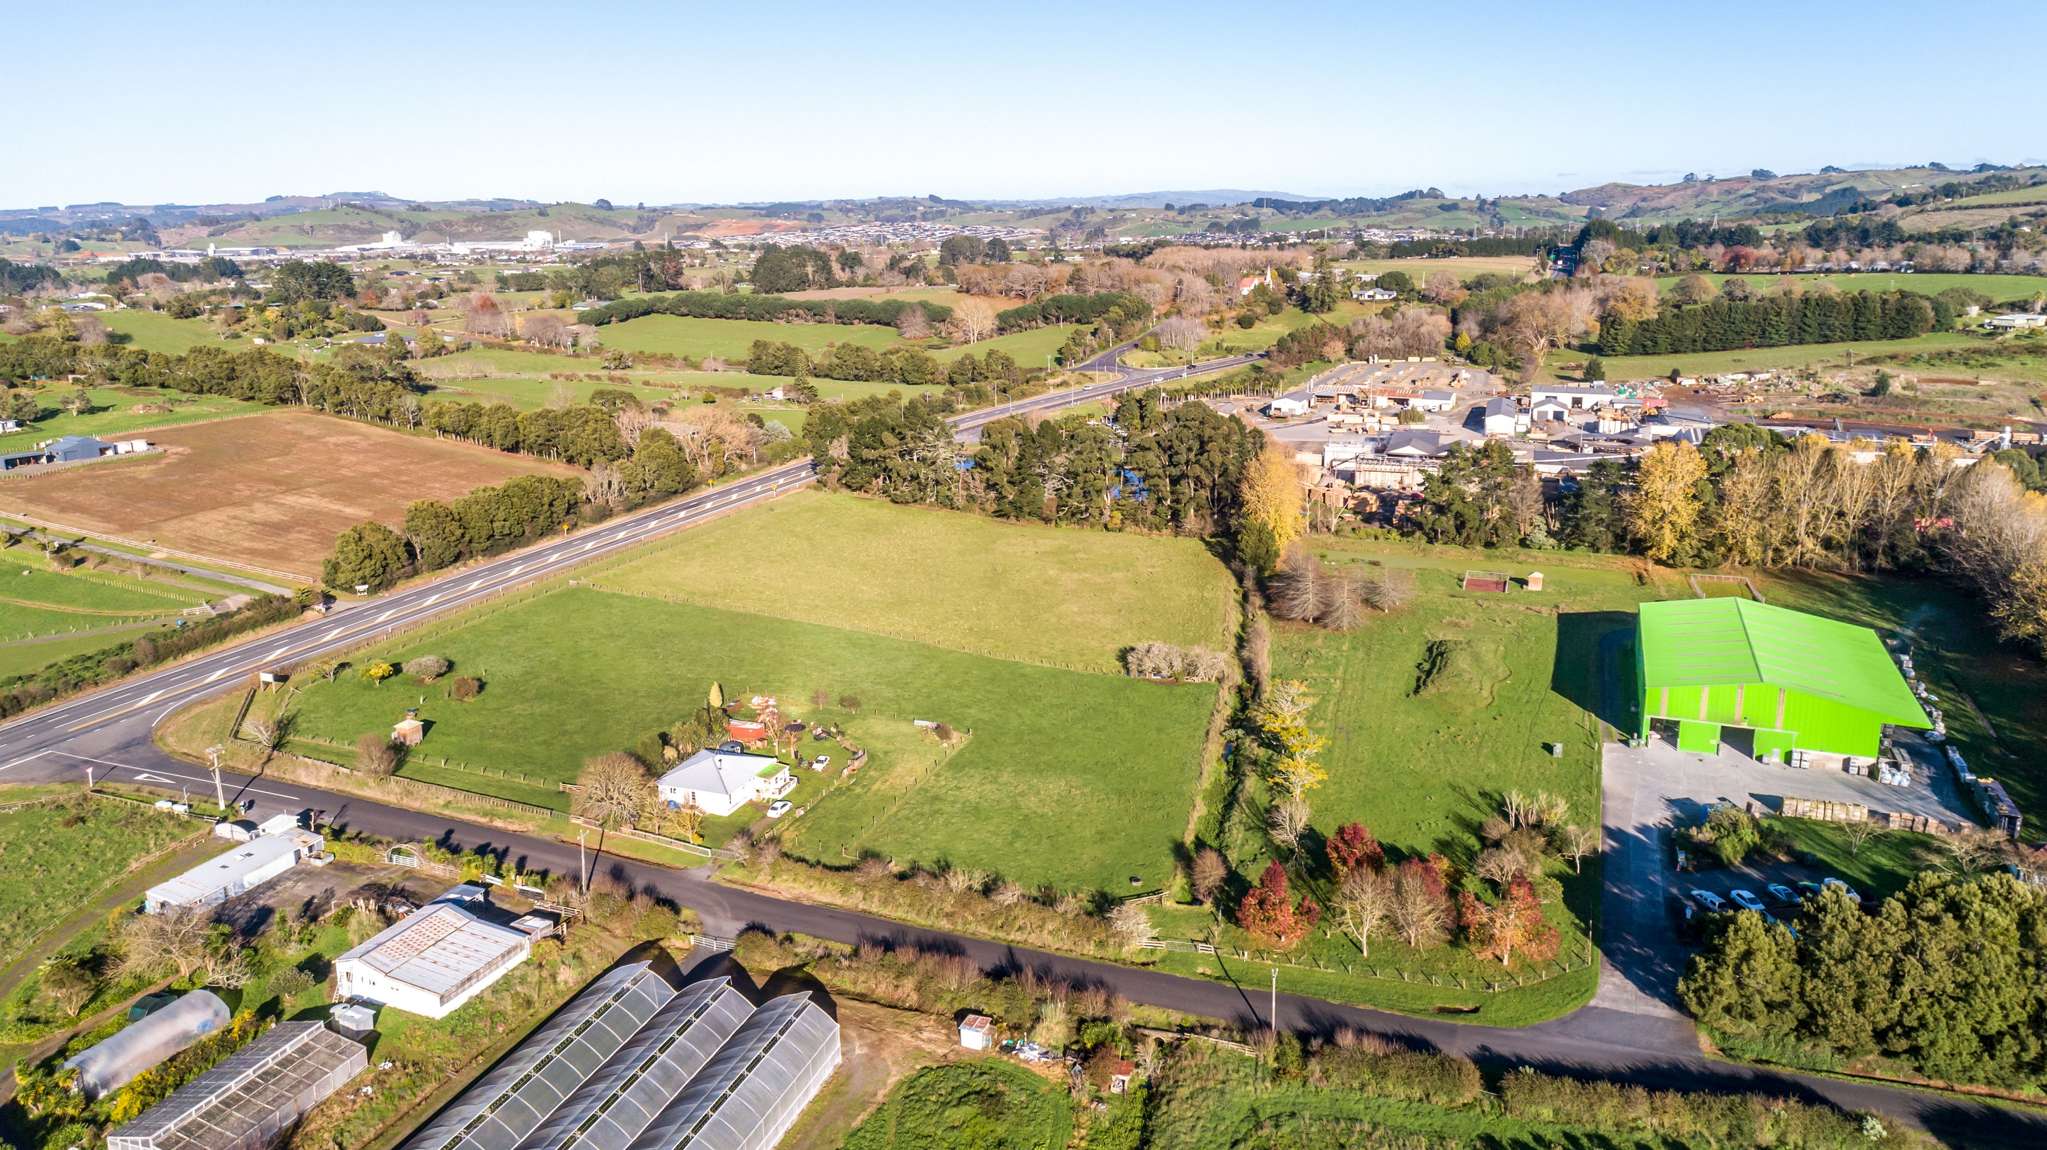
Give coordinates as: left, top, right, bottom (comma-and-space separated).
1635, 598, 1927, 760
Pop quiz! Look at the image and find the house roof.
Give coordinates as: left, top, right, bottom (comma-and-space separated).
146, 829, 321, 906
658, 748, 782, 800
1382, 429, 1446, 457
336, 886, 528, 999
1637, 599, 1927, 726
1483, 397, 1518, 417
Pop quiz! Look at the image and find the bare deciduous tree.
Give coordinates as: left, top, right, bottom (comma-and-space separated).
1331, 866, 1394, 957
1190, 847, 1229, 906
575, 753, 655, 830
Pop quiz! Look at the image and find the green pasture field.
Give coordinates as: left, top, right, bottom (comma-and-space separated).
98, 310, 222, 355
931, 324, 1077, 367
588, 489, 1237, 673
1541, 332, 1985, 383
1935, 184, 2047, 209
594, 315, 903, 360
284, 586, 1218, 891
1651, 271, 2047, 303
1343, 255, 1542, 282
0, 795, 196, 971
0, 626, 162, 680
0, 386, 255, 452
0, 548, 212, 616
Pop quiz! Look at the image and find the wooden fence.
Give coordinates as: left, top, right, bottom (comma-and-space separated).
568, 817, 738, 861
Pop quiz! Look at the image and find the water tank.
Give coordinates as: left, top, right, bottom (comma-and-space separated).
63, 989, 231, 1098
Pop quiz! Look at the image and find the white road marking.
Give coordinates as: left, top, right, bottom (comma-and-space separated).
139, 689, 163, 705
376, 609, 397, 623
132, 771, 175, 784
467, 579, 485, 591
0, 750, 48, 772
204, 668, 227, 684
423, 594, 441, 606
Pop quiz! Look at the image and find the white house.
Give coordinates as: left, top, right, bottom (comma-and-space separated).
1409, 389, 1458, 414
1264, 396, 1310, 419
1481, 397, 1526, 437
657, 748, 793, 818
1530, 397, 1572, 423
1352, 286, 1397, 302
144, 829, 323, 914
1530, 384, 1621, 410
333, 885, 532, 1019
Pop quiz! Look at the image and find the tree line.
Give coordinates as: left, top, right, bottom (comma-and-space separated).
803, 387, 1260, 535
995, 290, 1150, 333
577, 288, 948, 329
1598, 289, 1947, 357
1680, 872, 2047, 1092
745, 338, 1027, 390
1406, 428, 2047, 659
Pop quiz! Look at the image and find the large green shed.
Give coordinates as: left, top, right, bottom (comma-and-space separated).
1635, 598, 1927, 760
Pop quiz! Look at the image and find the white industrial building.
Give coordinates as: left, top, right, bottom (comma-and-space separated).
143, 828, 323, 914
657, 748, 793, 818
333, 885, 533, 1019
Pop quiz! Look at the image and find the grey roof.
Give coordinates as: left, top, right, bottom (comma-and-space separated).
1383, 429, 1447, 457
404, 967, 839, 1150
1483, 397, 1518, 418
657, 749, 781, 802
105, 1022, 365, 1150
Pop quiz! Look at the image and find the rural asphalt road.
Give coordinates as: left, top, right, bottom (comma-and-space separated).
3, 353, 2040, 1144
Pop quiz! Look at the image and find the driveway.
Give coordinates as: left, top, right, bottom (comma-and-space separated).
1595, 729, 1980, 1018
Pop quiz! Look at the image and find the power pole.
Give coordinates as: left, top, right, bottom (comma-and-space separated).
1269, 966, 1279, 1034
204, 744, 227, 812
578, 829, 589, 896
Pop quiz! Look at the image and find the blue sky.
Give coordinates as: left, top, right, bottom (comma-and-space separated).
4, 0, 2034, 207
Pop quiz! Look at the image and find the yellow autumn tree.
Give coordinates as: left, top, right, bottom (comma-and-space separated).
1252, 679, 1327, 799
1624, 440, 1706, 564
1238, 442, 1306, 573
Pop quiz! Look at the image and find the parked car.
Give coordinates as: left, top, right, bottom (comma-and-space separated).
765, 800, 793, 819
815, 754, 831, 768
1821, 876, 1861, 903
1689, 889, 1727, 913
1794, 880, 1824, 902
1729, 889, 1767, 913
1766, 883, 1798, 906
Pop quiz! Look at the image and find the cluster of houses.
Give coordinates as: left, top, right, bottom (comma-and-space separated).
1233, 265, 1395, 301
1268, 361, 2027, 501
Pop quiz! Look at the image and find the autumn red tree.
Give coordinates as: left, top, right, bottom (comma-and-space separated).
1325, 822, 1385, 875
1236, 860, 1321, 951
1459, 874, 1560, 968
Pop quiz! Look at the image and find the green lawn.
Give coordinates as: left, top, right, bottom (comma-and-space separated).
0, 387, 257, 452
0, 551, 208, 616
285, 586, 1218, 891
99, 310, 223, 355
588, 489, 1237, 674
0, 796, 196, 971
595, 315, 903, 360
843, 1061, 1073, 1150
1763, 817, 1938, 901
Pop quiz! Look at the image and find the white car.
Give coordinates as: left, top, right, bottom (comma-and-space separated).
765, 800, 793, 819
1728, 889, 1767, 913
1820, 877, 1861, 903
815, 754, 831, 768
1689, 889, 1726, 913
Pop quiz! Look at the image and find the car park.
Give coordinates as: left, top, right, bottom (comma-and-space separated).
1821, 876, 1861, 903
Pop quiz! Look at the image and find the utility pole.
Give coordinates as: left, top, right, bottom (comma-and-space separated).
1269, 966, 1279, 1034
204, 744, 227, 812
578, 829, 589, 896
